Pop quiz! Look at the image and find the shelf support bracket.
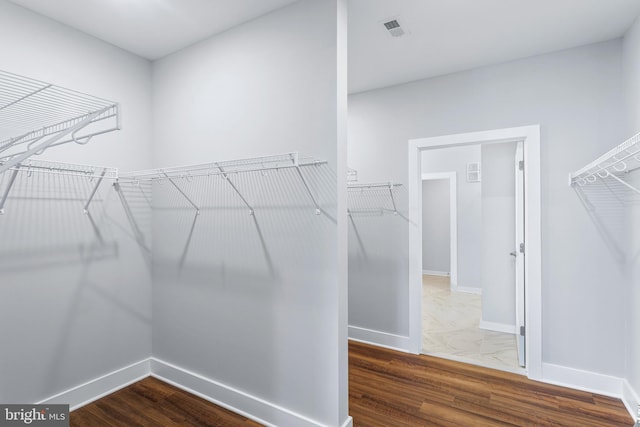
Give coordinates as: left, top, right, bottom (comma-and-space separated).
291, 153, 321, 215
84, 169, 107, 214
0, 167, 19, 214
215, 164, 254, 215
162, 171, 200, 214
0, 108, 107, 175
388, 183, 398, 215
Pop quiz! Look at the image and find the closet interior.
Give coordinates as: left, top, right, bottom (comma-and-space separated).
3, 0, 640, 424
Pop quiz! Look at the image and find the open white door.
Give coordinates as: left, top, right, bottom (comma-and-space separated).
514, 141, 526, 367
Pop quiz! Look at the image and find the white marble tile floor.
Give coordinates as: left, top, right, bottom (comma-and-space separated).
422, 274, 524, 374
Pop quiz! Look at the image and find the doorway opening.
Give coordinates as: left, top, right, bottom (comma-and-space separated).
408, 126, 542, 381
421, 142, 525, 374
421, 172, 457, 286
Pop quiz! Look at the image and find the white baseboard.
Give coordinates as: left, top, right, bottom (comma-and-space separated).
479, 320, 516, 334
348, 325, 412, 353
541, 362, 624, 400
452, 285, 482, 295
622, 380, 640, 421
151, 358, 332, 427
422, 270, 449, 277
541, 362, 640, 421
37, 357, 349, 427
37, 359, 151, 411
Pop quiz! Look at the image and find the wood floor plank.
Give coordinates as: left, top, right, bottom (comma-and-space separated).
349, 341, 634, 427
71, 377, 263, 427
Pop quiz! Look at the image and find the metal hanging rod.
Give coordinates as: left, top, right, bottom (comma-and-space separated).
570, 131, 640, 195
0, 70, 120, 174
119, 152, 326, 182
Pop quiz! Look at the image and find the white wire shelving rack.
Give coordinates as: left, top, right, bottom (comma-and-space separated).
0, 70, 120, 175
0, 159, 118, 215
119, 152, 327, 215
347, 182, 402, 215
570, 131, 640, 199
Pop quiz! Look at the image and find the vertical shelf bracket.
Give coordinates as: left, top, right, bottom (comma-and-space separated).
161, 171, 200, 214
0, 167, 19, 214
215, 164, 254, 215
84, 169, 107, 213
388, 182, 399, 215
291, 153, 321, 215
82, 169, 108, 243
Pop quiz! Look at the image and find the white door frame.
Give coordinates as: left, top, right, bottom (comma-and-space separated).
421, 172, 457, 288
408, 125, 542, 381
514, 140, 526, 367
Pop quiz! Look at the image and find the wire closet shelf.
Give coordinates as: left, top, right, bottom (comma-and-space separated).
0, 70, 120, 175
119, 152, 325, 182
570, 131, 640, 196
0, 159, 118, 215
119, 152, 328, 215
6, 159, 118, 180
348, 182, 402, 215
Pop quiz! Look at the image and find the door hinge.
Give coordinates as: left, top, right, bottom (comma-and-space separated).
520, 326, 525, 337
519, 242, 525, 254
519, 160, 524, 171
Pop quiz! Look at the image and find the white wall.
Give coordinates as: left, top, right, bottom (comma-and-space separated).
152, 2, 339, 169
422, 146, 482, 290
348, 185, 409, 339
348, 40, 627, 377
623, 15, 640, 407
151, 1, 348, 426
422, 179, 450, 274
481, 142, 516, 328
0, 0, 153, 404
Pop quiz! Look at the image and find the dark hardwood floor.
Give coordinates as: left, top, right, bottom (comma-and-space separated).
70, 377, 262, 427
349, 341, 633, 427
71, 343, 634, 426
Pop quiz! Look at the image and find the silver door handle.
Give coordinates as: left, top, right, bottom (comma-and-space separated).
510, 251, 517, 257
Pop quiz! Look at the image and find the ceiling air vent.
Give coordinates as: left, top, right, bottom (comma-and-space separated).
383, 18, 405, 38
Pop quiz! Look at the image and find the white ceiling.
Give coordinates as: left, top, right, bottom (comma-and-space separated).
7, 0, 299, 60
349, 0, 640, 93
8, 0, 640, 93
